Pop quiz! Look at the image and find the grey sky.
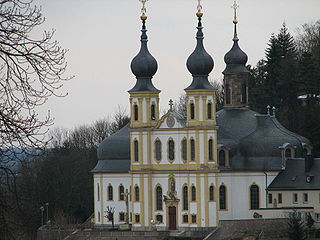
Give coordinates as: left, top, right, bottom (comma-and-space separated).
35, 0, 320, 129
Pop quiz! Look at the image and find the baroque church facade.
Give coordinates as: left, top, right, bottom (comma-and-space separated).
92, 2, 313, 230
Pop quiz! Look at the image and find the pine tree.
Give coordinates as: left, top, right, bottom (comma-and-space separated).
287, 211, 307, 240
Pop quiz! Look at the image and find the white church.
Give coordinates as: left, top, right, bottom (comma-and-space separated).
92, 1, 314, 231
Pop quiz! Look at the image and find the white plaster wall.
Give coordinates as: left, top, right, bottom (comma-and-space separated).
218, 172, 277, 220
142, 98, 147, 123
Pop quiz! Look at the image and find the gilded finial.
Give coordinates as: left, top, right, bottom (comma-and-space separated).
139, 0, 148, 20
196, 0, 203, 17
231, 0, 239, 39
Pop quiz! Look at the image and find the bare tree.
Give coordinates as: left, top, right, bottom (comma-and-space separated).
0, 0, 70, 161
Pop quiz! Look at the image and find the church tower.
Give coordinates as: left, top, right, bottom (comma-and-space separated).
129, 4, 160, 128
185, 4, 217, 127
222, 1, 250, 108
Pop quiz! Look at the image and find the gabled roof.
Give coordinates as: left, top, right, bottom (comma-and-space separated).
268, 158, 320, 190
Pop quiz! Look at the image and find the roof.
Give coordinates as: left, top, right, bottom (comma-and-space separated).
217, 108, 311, 171
268, 158, 320, 190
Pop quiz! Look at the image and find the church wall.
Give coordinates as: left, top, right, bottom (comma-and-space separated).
93, 173, 131, 225
217, 172, 277, 220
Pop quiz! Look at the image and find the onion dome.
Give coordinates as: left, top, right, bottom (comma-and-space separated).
223, 8, 249, 74
129, 16, 159, 92
185, 13, 214, 90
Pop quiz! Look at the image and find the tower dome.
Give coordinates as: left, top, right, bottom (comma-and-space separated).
129, 16, 159, 92
185, 13, 214, 90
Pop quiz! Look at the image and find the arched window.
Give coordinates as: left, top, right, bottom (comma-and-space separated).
182, 139, 187, 161
190, 139, 195, 161
219, 149, 226, 167
119, 185, 124, 201
190, 103, 195, 119
134, 186, 140, 201
285, 148, 293, 158
134, 104, 138, 121
208, 139, 213, 161
168, 139, 175, 161
183, 185, 188, 210
209, 185, 214, 201
107, 185, 113, 201
250, 185, 259, 209
207, 102, 212, 119
191, 185, 196, 201
155, 139, 162, 161
134, 140, 139, 162
219, 185, 226, 210
156, 186, 163, 210
151, 104, 156, 120
241, 83, 247, 104
226, 84, 231, 104
97, 183, 100, 201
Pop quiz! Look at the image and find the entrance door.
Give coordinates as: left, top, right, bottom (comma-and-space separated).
168, 206, 177, 230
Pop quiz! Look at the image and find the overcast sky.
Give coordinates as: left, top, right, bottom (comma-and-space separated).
35, 0, 320, 129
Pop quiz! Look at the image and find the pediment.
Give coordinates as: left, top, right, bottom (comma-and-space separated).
156, 111, 185, 129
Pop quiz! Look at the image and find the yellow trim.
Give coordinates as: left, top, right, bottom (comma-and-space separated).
140, 174, 145, 226
202, 96, 206, 121
195, 96, 199, 121
147, 132, 151, 165
130, 126, 219, 132
129, 91, 161, 96
100, 176, 104, 224
204, 175, 209, 226
215, 175, 219, 226
248, 183, 261, 209
139, 134, 143, 164
204, 132, 208, 164
196, 174, 201, 227
131, 163, 218, 171
148, 173, 152, 224
146, 98, 150, 124
196, 131, 200, 164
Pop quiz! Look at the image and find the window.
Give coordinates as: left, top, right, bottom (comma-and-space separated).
285, 148, 293, 158
190, 139, 195, 161
108, 185, 113, 201
151, 104, 156, 120
98, 211, 100, 222
219, 149, 226, 167
155, 140, 162, 161
219, 185, 227, 210
278, 193, 282, 204
304, 193, 308, 203
168, 139, 175, 161
156, 214, 163, 223
191, 185, 196, 201
293, 193, 298, 203
207, 102, 212, 119
134, 140, 139, 162
182, 214, 189, 223
209, 185, 214, 201
241, 83, 247, 104
183, 186, 188, 210
156, 186, 163, 211
119, 212, 125, 222
208, 139, 213, 161
135, 186, 140, 201
226, 84, 231, 104
119, 185, 124, 201
134, 104, 138, 121
190, 103, 195, 119
268, 193, 272, 204
97, 184, 100, 201
191, 214, 197, 224
135, 214, 140, 223
250, 185, 259, 210
316, 213, 320, 222
182, 139, 187, 161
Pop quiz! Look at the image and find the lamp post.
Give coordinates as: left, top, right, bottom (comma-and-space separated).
40, 206, 44, 226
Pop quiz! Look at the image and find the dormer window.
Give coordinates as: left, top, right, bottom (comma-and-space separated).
134, 104, 139, 121
285, 147, 294, 158
190, 103, 195, 119
151, 104, 156, 120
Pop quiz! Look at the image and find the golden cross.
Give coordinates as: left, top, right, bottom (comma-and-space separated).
197, 0, 202, 13
139, 0, 148, 16
231, 0, 239, 20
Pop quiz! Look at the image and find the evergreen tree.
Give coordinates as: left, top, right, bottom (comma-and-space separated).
287, 211, 307, 240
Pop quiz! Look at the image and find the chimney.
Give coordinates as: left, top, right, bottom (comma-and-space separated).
305, 154, 314, 172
